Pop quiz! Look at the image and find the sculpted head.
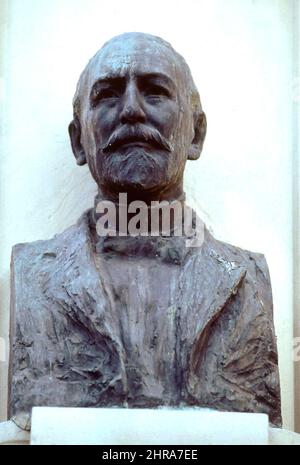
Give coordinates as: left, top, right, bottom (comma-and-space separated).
69, 32, 207, 201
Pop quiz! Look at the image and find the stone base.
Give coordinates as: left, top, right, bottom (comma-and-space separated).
32, 407, 268, 445
1, 407, 300, 445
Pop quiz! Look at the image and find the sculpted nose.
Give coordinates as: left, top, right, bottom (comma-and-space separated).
120, 83, 146, 124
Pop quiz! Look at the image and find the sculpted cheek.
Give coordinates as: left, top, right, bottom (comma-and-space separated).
151, 102, 180, 139
94, 108, 118, 141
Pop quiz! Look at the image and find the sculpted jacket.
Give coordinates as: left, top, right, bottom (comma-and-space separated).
8, 210, 282, 429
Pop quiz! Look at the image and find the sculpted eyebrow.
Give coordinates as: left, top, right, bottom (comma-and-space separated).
139, 73, 175, 90
90, 76, 124, 95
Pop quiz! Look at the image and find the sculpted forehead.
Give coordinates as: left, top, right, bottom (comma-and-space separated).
84, 34, 183, 88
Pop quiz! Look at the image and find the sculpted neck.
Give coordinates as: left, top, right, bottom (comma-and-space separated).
98, 178, 185, 205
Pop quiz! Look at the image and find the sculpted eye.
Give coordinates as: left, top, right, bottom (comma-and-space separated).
144, 84, 171, 99
91, 88, 119, 107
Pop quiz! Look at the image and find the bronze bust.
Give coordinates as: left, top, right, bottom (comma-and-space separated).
8, 32, 281, 429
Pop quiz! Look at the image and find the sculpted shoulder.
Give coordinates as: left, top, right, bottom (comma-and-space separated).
11, 211, 91, 278
207, 231, 272, 288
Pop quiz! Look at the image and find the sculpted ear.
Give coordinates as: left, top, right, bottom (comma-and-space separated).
68, 117, 87, 166
188, 110, 207, 161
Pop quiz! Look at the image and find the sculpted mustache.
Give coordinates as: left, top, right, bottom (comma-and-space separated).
100, 126, 174, 153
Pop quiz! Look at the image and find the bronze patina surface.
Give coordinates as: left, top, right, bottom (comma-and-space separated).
8, 33, 282, 429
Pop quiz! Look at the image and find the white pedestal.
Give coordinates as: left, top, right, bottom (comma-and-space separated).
30, 407, 269, 445
1, 407, 300, 445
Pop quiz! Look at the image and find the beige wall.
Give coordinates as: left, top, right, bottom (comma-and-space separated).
0, 0, 297, 430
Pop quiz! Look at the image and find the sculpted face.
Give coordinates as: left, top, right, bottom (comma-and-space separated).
69, 33, 206, 201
